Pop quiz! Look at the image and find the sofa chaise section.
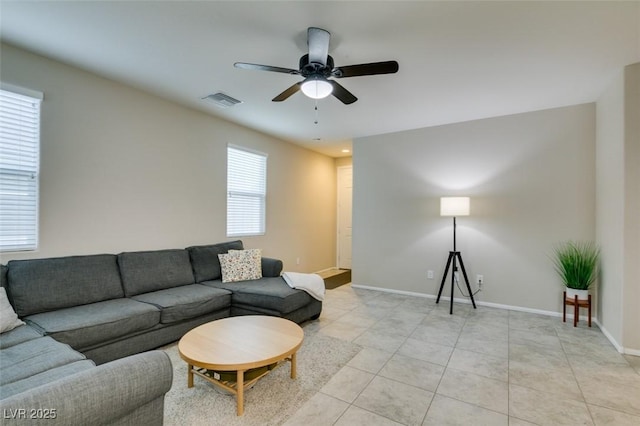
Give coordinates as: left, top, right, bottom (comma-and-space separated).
188, 241, 322, 323
0, 331, 95, 400
201, 276, 321, 322
0, 335, 88, 387
0, 350, 172, 426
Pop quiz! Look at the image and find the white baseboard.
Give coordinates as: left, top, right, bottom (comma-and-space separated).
350, 283, 640, 354
351, 283, 640, 356
350, 284, 436, 299
623, 347, 640, 356
352, 283, 572, 317
593, 319, 625, 353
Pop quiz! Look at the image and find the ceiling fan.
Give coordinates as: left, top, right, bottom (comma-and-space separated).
234, 27, 399, 105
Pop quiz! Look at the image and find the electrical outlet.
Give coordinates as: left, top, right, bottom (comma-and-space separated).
296, 257, 300, 265
477, 274, 484, 289
427, 270, 434, 279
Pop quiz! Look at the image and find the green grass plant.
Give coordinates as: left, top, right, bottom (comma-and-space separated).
552, 241, 599, 290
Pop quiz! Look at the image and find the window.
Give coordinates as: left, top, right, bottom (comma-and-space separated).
226, 145, 267, 237
0, 86, 42, 251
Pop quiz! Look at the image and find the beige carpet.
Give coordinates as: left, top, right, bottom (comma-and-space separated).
162, 329, 362, 426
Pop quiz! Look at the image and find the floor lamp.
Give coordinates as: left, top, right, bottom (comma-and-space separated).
436, 197, 477, 314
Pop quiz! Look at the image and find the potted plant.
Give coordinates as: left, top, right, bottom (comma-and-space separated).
552, 241, 600, 300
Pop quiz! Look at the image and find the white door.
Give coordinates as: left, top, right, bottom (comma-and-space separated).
337, 166, 353, 269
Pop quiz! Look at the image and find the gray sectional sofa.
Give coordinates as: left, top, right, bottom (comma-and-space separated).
0, 240, 321, 425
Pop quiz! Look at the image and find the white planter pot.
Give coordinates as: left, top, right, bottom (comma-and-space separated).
566, 288, 589, 300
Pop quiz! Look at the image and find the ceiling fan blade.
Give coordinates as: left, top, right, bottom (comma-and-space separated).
234, 62, 300, 75
307, 27, 330, 66
272, 82, 303, 102
332, 61, 399, 78
329, 80, 358, 105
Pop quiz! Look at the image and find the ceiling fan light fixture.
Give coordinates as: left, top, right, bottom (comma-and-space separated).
300, 76, 333, 99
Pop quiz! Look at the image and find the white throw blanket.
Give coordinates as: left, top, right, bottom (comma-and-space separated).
282, 271, 325, 301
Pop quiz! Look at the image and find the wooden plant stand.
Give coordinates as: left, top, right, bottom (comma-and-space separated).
563, 291, 591, 327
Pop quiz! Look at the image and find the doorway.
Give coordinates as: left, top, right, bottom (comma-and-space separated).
337, 166, 352, 269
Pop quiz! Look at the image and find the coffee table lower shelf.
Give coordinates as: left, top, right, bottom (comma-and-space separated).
186, 354, 297, 416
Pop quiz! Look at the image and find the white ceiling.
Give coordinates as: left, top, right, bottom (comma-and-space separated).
1, 1, 638, 157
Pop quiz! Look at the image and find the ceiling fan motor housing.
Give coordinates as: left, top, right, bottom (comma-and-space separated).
299, 54, 335, 78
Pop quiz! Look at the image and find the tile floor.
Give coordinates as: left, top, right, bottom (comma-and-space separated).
284, 284, 640, 426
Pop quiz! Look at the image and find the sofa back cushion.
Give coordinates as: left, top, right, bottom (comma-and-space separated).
0, 264, 12, 312
7, 255, 124, 317
187, 240, 244, 283
118, 249, 195, 297
1, 264, 7, 288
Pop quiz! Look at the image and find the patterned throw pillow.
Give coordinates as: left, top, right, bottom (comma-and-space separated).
218, 249, 262, 283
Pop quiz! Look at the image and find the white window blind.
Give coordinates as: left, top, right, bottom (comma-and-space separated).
227, 145, 267, 237
0, 87, 42, 252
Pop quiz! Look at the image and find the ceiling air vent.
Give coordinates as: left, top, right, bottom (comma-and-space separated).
202, 92, 242, 108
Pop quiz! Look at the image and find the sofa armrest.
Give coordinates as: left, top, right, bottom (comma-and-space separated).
261, 257, 283, 277
0, 350, 172, 426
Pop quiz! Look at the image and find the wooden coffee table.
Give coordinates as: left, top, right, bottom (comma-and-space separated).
178, 315, 304, 415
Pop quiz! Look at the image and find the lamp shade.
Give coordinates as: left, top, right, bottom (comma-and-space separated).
440, 197, 470, 217
300, 76, 333, 99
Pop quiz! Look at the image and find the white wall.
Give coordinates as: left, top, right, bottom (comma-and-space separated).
353, 104, 595, 314
596, 63, 640, 353
622, 64, 640, 352
596, 71, 625, 347
0, 44, 337, 273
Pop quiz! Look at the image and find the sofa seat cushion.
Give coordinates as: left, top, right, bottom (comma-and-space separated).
0, 324, 42, 349
0, 336, 87, 386
131, 284, 231, 324
25, 299, 160, 350
202, 277, 312, 315
0, 360, 95, 400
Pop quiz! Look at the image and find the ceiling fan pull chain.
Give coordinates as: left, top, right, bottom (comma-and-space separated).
314, 100, 319, 124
